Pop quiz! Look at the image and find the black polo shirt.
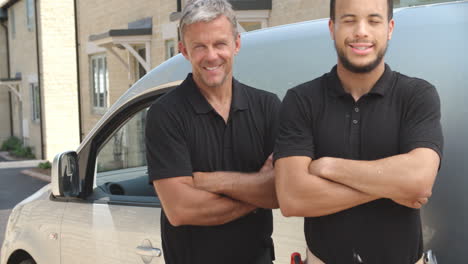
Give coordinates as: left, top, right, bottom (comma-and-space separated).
146, 73, 280, 264
274, 64, 443, 264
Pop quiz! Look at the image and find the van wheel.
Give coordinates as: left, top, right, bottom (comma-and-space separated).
19, 259, 36, 264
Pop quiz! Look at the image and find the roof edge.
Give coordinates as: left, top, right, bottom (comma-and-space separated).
0, 0, 19, 9
0, 77, 21, 82
89, 28, 152, 42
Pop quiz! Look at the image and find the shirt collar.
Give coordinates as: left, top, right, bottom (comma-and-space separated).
328, 64, 394, 97
183, 73, 248, 115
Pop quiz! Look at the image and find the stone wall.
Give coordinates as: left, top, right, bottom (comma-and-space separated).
37, 0, 80, 160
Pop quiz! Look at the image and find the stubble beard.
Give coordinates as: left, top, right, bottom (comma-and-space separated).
195, 68, 230, 89
335, 41, 388, 74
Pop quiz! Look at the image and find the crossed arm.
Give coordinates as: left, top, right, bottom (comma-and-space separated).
154, 177, 256, 227
193, 155, 279, 209
154, 155, 278, 226
275, 148, 440, 217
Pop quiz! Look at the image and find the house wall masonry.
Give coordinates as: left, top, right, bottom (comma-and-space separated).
77, 0, 175, 137
7, 0, 41, 156
269, 0, 329, 27
36, 0, 80, 160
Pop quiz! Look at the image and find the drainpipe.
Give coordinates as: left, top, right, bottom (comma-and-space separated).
1, 21, 10, 77
8, 92, 13, 136
1, 21, 13, 136
73, 0, 83, 142
34, 0, 44, 159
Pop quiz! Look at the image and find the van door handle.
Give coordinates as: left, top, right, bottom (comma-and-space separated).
136, 246, 162, 257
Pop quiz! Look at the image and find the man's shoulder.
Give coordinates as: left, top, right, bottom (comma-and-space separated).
288, 73, 328, 97
238, 81, 278, 101
151, 83, 189, 108
147, 84, 190, 120
394, 71, 436, 94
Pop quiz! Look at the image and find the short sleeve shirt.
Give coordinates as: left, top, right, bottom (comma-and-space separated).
146, 74, 280, 264
274, 65, 443, 264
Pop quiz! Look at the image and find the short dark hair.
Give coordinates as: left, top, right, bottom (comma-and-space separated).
330, 0, 393, 21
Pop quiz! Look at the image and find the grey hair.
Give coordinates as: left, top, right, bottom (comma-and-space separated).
179, 0, 238, 42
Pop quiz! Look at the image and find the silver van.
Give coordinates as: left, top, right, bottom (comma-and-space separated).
2, 1, 468, 263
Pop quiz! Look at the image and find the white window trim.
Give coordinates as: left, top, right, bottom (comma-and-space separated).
26, 0, 35, 32
165, 39, 176, 60
30, 83, 40, 122
90, 54, 109, 114
10, 7, 15, 39
135, 46, 147, 81
236, 10, 270, 33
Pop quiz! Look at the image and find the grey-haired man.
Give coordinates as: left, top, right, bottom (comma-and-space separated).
145, 0, 279, 263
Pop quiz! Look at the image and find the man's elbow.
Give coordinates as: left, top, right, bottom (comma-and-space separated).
404, 174, 435, 200
164, 208, 189, 227
403, 149, 439, 199
411, 181, 433, 199
278, 198, 300, 217
277, 192, 309, 217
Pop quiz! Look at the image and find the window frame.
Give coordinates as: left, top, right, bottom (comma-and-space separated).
26, 0, 35, 31
135, 46, 147, 80
71, 86, 176, 205
165, 39, 176, 60
236, 10, 269, 33
10, 7, 15, 39
89, 54, 109, 114
30, 83, 40, 122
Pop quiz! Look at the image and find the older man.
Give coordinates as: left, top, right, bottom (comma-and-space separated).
275, 0, 443, 263
145, 0, 279, 263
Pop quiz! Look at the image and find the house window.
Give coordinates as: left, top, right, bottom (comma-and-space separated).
10, 8, 15, 39
236, 10, 270, 33
30, 83, 40, 121
165, 39, 176, 60
90, 54, 108, 110
136, 47, 147, 80
26, 0, 35, 31
238, 21, 262, 32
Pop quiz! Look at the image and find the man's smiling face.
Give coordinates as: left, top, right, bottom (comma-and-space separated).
329, 0, 394, 73
179, 15, 240, 89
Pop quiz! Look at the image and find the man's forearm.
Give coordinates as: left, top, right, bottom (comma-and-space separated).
310, 148, 440, 200
275, 157, 378, 217
279, 172, 377, 217
193, 171, 278, 209
154, 178, 256, 227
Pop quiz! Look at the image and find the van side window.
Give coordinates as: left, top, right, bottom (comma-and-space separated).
95, 107, 156, 197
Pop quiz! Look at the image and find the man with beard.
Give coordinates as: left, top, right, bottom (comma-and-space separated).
274, 0, 443, 263
145, 0, 279, 264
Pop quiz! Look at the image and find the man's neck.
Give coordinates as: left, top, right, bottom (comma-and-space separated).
193, 75, 232, 122
337, 62, 386, 102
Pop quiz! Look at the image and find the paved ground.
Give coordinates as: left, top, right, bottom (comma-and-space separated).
0, 165, 48, 255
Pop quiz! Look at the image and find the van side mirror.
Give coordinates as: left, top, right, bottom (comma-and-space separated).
51, 151, 80, 197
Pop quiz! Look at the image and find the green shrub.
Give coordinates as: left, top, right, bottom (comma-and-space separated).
1, 136, 22, 151
11, 146, 35, 159
38, 161, 52, 169
1, 136, 36, 159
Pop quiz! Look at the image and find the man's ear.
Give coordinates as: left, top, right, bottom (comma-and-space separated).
234, 33, 241, 54
328, 19, 335, 40
388, 19, 395, 40
179, 41, 189, 60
